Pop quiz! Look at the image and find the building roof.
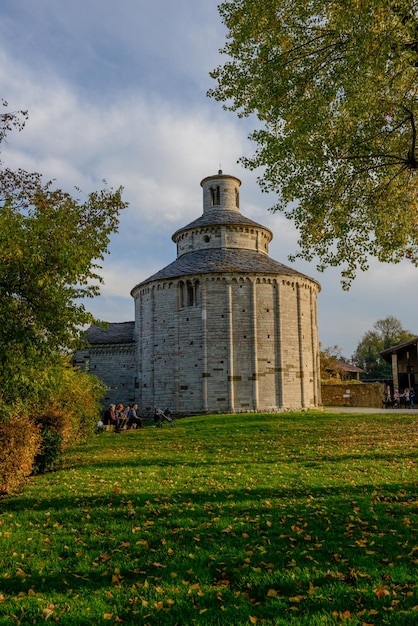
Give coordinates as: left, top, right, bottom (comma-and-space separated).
132, 248, 320, 291
327, 359, 364, 374
85, 321, 135, 345
172, 209, 272, 241
380, 337, 418, 362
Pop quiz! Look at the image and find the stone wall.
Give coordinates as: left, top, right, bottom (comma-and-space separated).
321, 382, 383, 408
89, 344, 136, 407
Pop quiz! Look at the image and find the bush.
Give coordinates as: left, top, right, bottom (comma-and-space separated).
0, 407, 41, 495
57, 364, 106, 442
31, 361, 107, 449
32, 427, 64, 475
0, 359, 106, 491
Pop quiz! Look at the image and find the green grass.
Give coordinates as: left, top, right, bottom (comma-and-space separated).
0, 411, 417, 625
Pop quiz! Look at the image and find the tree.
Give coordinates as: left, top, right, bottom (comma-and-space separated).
0, 101, 128, 401
209, 1, 418, 286
352, 316, 415, 378
320, 345, 344, 381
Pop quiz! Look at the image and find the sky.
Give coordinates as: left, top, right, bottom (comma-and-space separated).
1, 0, 417, 359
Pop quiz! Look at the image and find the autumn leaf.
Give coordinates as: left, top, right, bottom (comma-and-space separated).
42, 606, 54, 620
374, 585, 390, 599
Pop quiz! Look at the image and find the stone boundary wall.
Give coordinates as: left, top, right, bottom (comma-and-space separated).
321, 382, 383, 408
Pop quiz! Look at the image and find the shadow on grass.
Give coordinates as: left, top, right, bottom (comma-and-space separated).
1, 479, 417, 625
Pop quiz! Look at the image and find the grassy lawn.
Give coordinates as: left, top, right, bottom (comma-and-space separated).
0, 411, 417, 625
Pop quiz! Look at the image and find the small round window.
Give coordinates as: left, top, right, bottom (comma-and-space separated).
203, 235, 210, 243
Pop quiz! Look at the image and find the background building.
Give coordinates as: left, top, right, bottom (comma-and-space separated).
381, 338, 418, 393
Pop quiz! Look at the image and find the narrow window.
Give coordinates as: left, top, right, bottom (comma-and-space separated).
179, 279, 200, 307
178, 281, 185, 308
187, 281, 194, 306
210, 186, 220, 206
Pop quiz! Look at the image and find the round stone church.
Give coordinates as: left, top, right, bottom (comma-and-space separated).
75, 171, 322, 414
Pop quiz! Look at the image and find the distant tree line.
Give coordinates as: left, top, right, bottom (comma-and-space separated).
321, 316, 415, 381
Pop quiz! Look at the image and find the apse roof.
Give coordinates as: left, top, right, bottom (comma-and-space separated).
85, 321, 135, 345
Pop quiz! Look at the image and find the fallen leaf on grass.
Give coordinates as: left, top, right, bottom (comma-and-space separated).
374, 585, 390, 598
332, 610, 351, 620
42, 606, 54, 620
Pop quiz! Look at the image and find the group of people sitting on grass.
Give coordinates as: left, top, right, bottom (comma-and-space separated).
101, 403, 143, 432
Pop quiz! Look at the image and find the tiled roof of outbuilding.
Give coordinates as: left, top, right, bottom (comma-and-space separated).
172, 209, 272, 240
85, 321, 135, 345
133, 249, 320, 290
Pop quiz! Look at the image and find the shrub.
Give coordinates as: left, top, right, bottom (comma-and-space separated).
57, 364, 106, 442
0, 407, 41, 495
31, 360, 106, 449
0, 359, 106, 489
31, 401, 75, 450
32, 427, 64, 475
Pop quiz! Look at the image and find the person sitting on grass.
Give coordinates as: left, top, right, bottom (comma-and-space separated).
121, 405, 130, 429
103, 404, 116, 431
127, 404, 143, 429
115, 403, 125, 432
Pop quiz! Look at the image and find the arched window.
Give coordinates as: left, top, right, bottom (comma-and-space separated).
187, 281, 194, 306
178, 281, 185, 308
210, 186, 220, 206
179, 279, 200, 308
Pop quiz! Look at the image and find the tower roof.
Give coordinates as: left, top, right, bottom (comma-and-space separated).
172, 208, 272, 242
